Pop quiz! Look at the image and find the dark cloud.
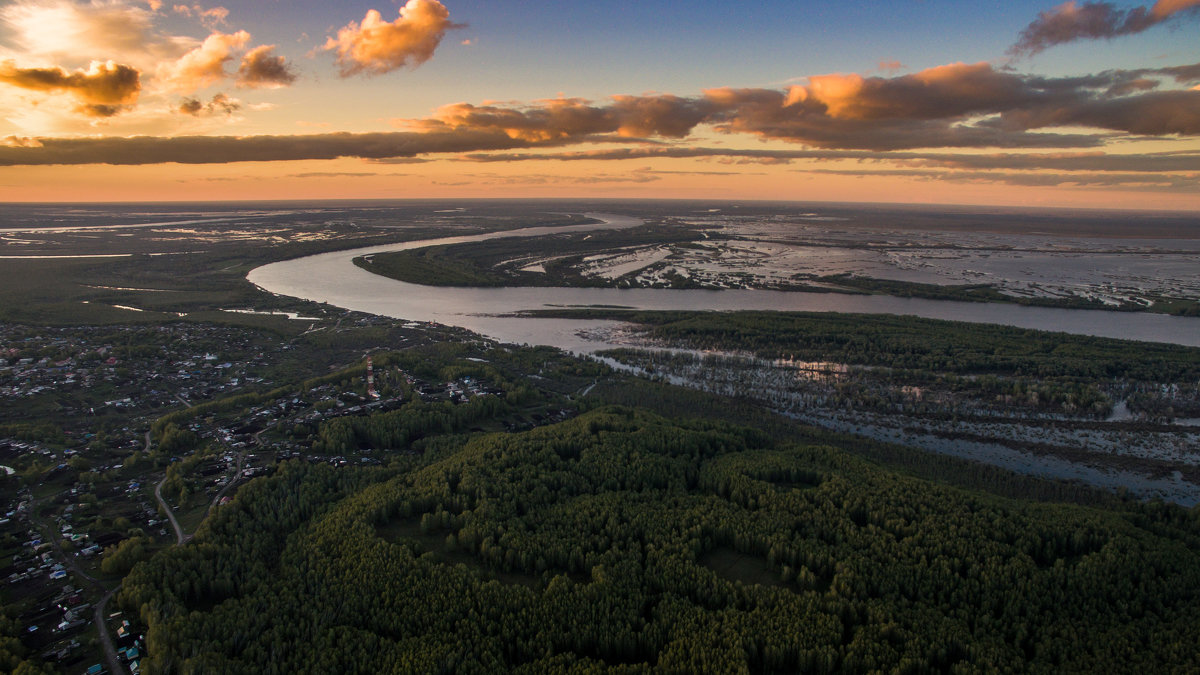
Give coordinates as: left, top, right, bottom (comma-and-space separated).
443, 172, 662, 186
461, 147, 1200, 173
795, 167, 1200, 190
895, 150, 1200, 172
406, 94, 715, 141
1104, 77, 1159, 97
1010, 0, 1200, 56
997, 89, 1200, 135
177, 98, 203, 115
0, 59, 140, 116
189, 171, 409, 181
286, 171, 407, 178
0, 129, 535, 165
176, 92, 240, 116
1155, 62, 1200, 83
365, 157, 432, 164
236, 45, 297, 88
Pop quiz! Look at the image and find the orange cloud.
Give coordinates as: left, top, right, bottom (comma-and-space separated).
0, 59, 140, 117
157, 30, 250, 93
785, 63, 1035, 121
236, 45, 297, 88
323, 0, 459, 76
1011, 0, 1200, 56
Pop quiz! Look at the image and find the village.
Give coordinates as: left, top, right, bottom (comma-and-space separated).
0, 312, 584, 674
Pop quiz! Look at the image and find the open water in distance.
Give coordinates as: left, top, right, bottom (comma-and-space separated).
248, 214, 1200, 351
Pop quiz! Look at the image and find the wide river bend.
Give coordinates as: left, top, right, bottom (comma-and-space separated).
248, 214, 1200, 351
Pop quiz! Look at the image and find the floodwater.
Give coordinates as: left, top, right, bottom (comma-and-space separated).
249, 213, 1200, 351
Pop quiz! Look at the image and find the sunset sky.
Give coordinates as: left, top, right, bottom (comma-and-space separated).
0, 0, 1198, 208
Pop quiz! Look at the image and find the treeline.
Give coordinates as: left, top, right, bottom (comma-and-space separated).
583, 374, 1128, 508
0, 422, 65, 445
537, 309, 1200, 382
312, 396, 511, 455
816, 273, 1134, 312
0, 610, 54, 674
607, 348, 1116, 418
120, 406, 1200, 673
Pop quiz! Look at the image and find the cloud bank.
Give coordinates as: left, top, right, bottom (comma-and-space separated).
0, 129, 532, 165
399, 62, 1200, 151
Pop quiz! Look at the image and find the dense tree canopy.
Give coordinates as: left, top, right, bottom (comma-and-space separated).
121, 406, 1200, 673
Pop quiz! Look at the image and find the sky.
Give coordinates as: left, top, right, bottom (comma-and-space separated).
0, 0, 1198, 208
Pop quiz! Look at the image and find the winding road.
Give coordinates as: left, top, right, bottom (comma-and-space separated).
154, 473, 188, 546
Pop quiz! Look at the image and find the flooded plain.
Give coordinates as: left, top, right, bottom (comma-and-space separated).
248, 206, 1200, 503
249, 212, 1200, 348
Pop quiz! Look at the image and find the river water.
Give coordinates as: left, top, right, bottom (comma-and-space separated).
248, 213, 1200, 351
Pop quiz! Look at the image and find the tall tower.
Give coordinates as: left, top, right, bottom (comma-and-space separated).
366, 356, 378, 399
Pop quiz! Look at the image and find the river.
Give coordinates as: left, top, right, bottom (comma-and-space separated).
248, 213, 1200, 351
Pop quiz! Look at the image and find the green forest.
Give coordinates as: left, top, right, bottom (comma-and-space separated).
532, 309, 1200, 381
120, 396, 1200, 673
